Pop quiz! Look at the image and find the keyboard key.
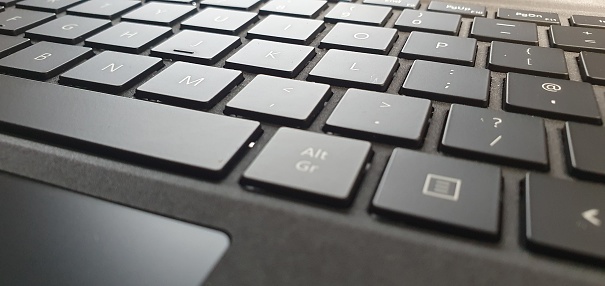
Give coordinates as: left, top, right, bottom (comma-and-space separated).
372, 149, 501, 240
470, 18, 538, 45
150, 30, 240, 65
17, 0, 84, 13
0, 74, 262, 178
504, 73, 601, 124
523, 173, 605, 262
200, 0, 261, 10
85, 22, 172, 53
570, 15, 605, 29
0, 35, 30, 58
25, 15, 111, 44
136, 62, 243, 110
242, 127, 372, 206
578, 51, 605, 85
308, 49, 398, 91
549, 25, 605, 53
363, 0, 420, 9
402, 60, 490, 107
60, 51, 164, 93
395, 9, 461, 35
182, 8, 257, 35
122, 2, 196, 26
225, 75, 331, 127
247, 15, 324, 45
260, 0, 327, 18
67, 0, 141, 20
324, 89, 431, 147
441, 104, 548, 170
319, 22, 397, 54
427, 1, 486, 17
225, 39, 315, 78
400, 31, 476, 66
324, 3, 392, 26
0, 9, 55, 36
488, 41, 568, 78
497, 8, 560, 26
564, 122, 605, 181
0, 0, 18, 6
0, 41, 92, 80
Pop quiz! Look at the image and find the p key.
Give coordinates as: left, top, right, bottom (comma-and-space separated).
400, 31, 477, 66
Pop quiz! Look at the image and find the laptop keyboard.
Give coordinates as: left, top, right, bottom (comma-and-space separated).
0, 0, 604, 269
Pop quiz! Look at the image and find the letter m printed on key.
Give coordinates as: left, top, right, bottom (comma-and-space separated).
179, 75, 204, 87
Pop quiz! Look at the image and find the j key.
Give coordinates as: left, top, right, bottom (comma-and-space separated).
400, 31, 477, 66
319, 22, 397, 55
0, 41, 92, 80
504, 73, 601, 124
441, 104, 548, 170
60, 51, 163, 93
225, 75, 331, 128
0, 74, 262, 178
308, 49, 398, 92
25, 15, 111, 44
372, 149, 501, 240
523, 173, 605, 262
564, 122, 605, 181
260, 0, 327, 18
182, 8, 257, 35
85, 22, 172, 53
570, 15, 605, 29
225, 39, 315, 78
67, 0, 141, 20
427, 1, 486, 17
402, 60, 490, 107
363, 0, 420, 9
247, 15, 324, 45
549, 25, 605, 53
242, 127, 372, 206
122, 2, 196, 26
0, 9, 55, 36
0, 35, 30, 58
395, 9, 461, 36
579, 51, 605, 85
136, 62, 243, 110
200, 0, 261, 11
470, 18, 538, 45
324, 89, 431, 147
17, 0, 84, 13
497, 8, 560, 26
324, 3, 392, 26
150, 30, 240, 65
488, 41, 568, 78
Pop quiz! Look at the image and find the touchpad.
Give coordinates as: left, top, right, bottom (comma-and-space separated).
0, 172, 229, 286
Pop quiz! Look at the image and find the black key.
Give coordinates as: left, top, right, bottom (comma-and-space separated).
400, 31, 476, 66
136, 62, 243, 110
25, 15, 111, 44
225, 75, 331, 127
441, 104, 548, 170
578, 51, 605, 85
0, 0, 18, 6
324, 2, 392, 26
523, 173, 605, 262
122, 2, 196, 26
488, 41, 568, 78
16, 0, 84, 13
0, 9, 55, 36
497, 8, 560, 26
470, 18, 538, 45
60, 51, 164, 93
324, 89, 431, 147
504, 73, 601, 124
564, 122, 605, 181
363, 0, 420, 9
0, 35, 30, 58
181, 8, 257, 35
0, 41, 92, 80
67, 0, 141, 20
150, 30, 240, 65
549, 25, 605, 53
200, 0, 261, 10
247, 15, 324, 45
401, 60, 490, 107
308, 49, 398, 92
225, 39, 315, 78
0, 74, 262, 178
319, 22, 397, 55
242, 127, 372, 206
570, 15, 605, 29
427, 1, 486, 17
395, 9, 461, 35
260, 0, 327, 18
371, 149, 501, 240
85, 22, 172, 53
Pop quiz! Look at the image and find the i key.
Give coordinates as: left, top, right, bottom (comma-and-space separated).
471, 18, 538, 45
260, 0, 327, 18
395, 9, 461, 35
247, 15, 324, 45
324, 2, 392, 26
549, 25, 605, 53
200, 0, 261, 11
488, 41, 568, 79
400, 31, 477, 66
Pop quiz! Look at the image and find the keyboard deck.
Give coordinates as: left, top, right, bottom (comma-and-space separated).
0, 0, 604, 285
